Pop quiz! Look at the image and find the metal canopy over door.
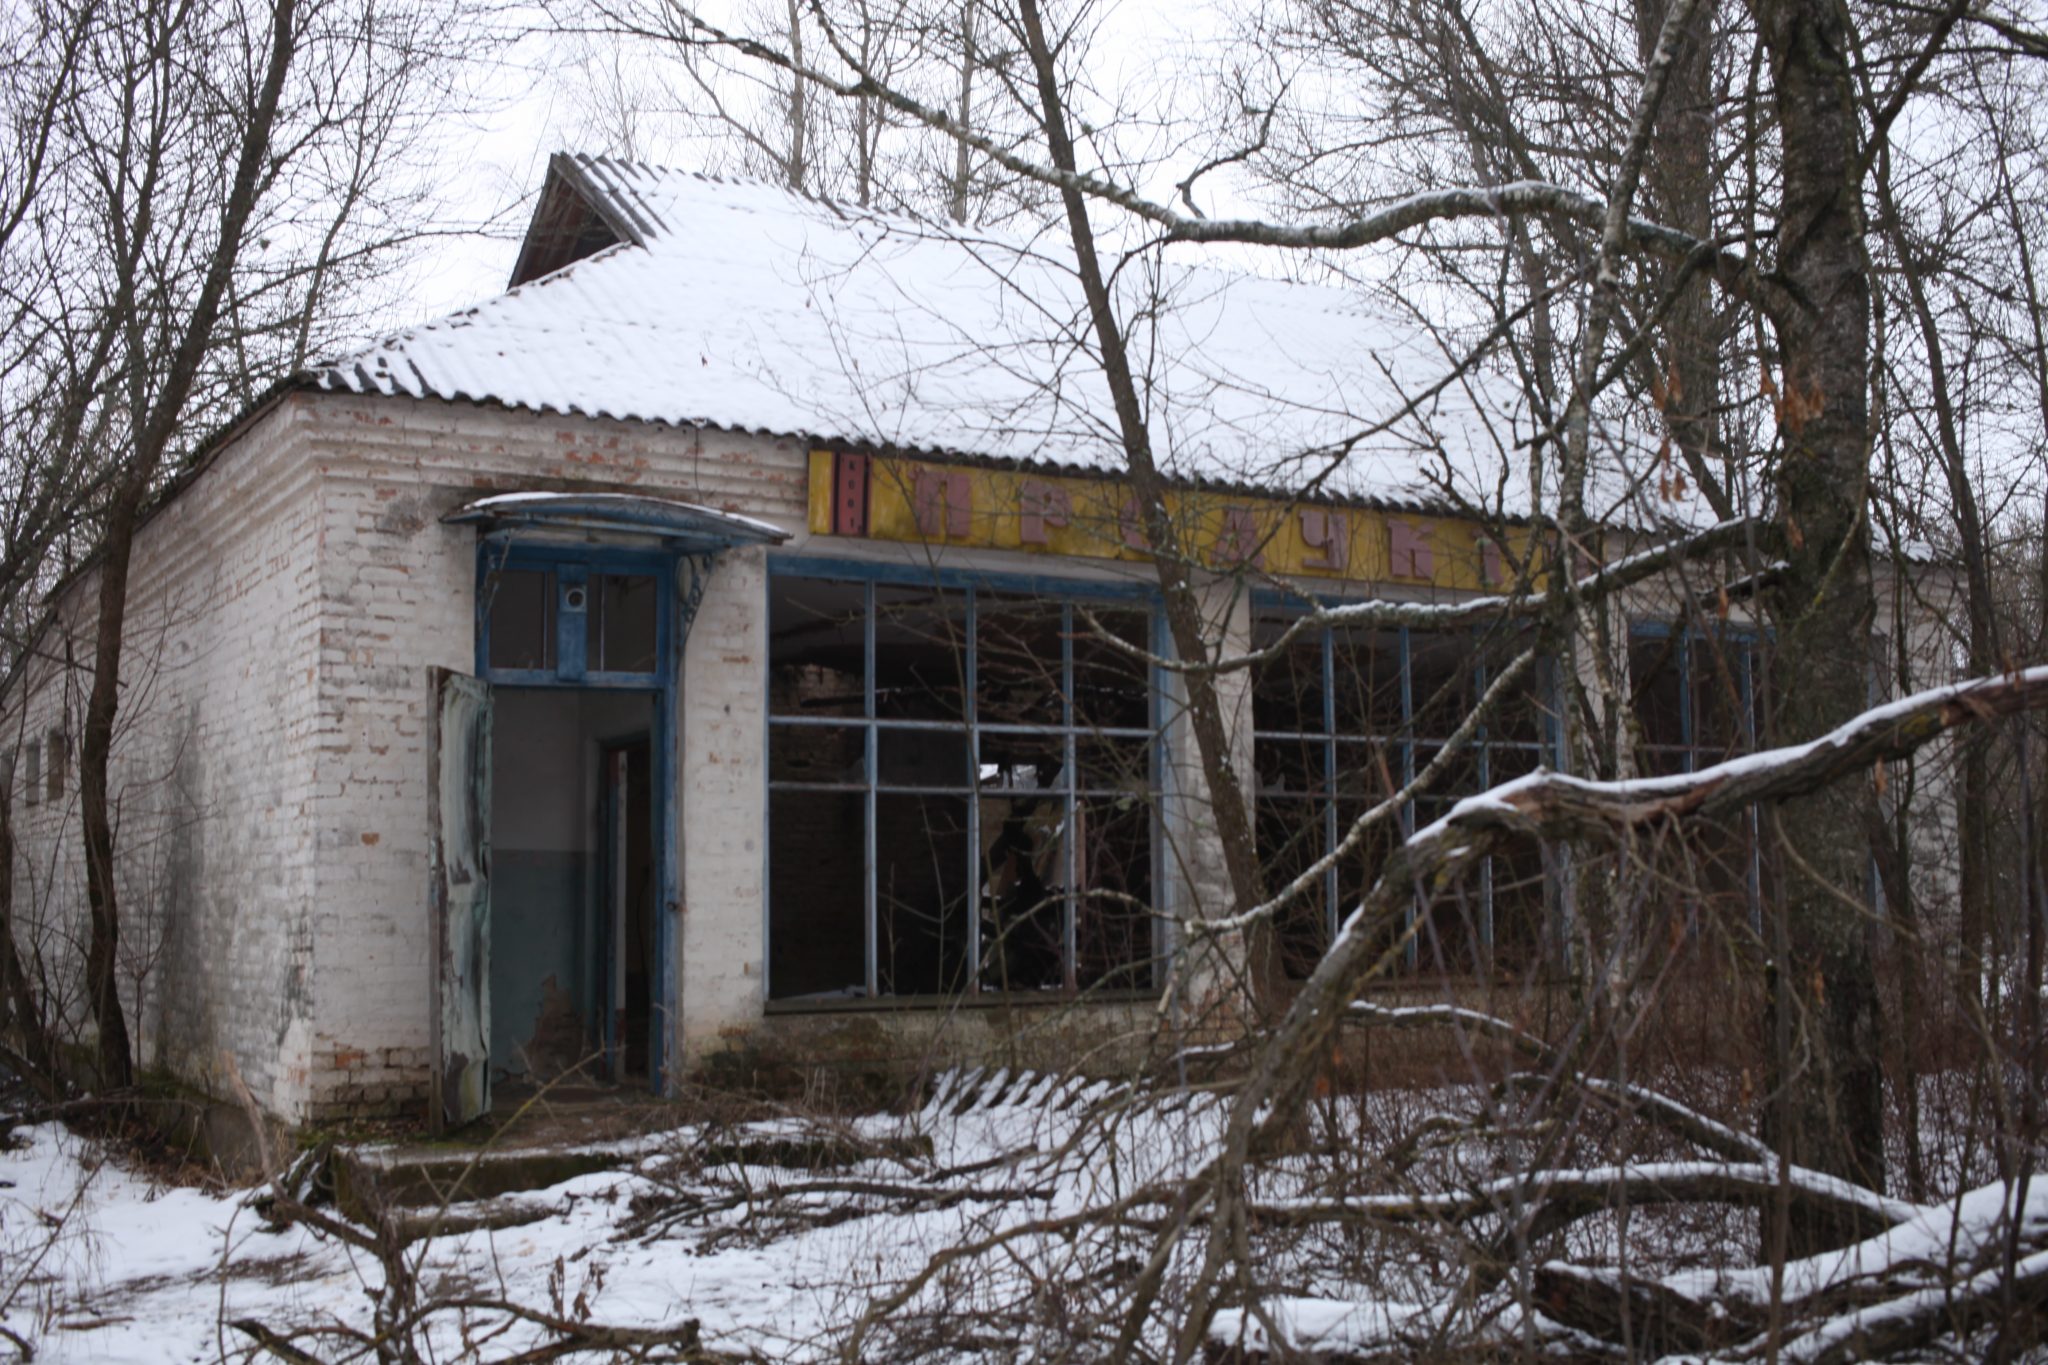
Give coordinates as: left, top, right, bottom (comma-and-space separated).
429, 667, 493, 1133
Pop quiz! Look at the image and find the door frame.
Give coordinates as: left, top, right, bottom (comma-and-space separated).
474, 538, 679, 1092
595, 732, 657, 1081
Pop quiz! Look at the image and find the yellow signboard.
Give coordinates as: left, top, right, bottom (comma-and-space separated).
808, 451, 1526, 592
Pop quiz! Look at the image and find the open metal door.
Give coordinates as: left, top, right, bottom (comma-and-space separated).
428, 667, 492, 1133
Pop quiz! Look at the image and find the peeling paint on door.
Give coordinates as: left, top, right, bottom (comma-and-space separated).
428, 667, 492, 1133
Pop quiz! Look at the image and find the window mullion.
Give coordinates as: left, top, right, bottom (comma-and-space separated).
1062, 600, 1079, 995
1399, 625, 1416, 970
1475, 636, 1493, 967
1322, 625, 1339, 948
558, 565, 589, 683
1742, 641, 1763, 933
1679, 631, 1695, 775
864, 579, 879, 1000
965, 586, 980, 996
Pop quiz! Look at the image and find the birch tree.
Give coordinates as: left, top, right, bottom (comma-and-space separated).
621, 0, 2048, 1282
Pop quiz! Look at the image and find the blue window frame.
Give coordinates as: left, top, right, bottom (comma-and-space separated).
476, 542, 673, 689
1627, 619, 1762, 771
764, 555, 1166, 1005
1250, 598, 1560, 978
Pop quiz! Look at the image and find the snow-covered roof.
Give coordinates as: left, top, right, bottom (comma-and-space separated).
312, 154, 1696, 526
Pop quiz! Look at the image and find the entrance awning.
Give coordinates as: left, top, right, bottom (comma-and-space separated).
445, 492, 790, 550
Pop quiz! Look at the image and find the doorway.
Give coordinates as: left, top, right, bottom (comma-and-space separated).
488, 688, 658, 1087
434, 500, 789, 1131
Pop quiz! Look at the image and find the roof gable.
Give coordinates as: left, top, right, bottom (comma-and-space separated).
508, 163, 621, 287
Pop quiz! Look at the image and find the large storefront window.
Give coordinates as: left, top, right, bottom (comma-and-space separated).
767, 569, 1161, 1003
1252, 610, 1556, 978
1629, 623, 1764, 927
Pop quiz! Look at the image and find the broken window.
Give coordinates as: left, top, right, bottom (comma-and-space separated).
1252, 611, 1556, 980
480, 551, 667, 685
588, 574, 658, 674
486, 568, 556, 672
768, 572, 1159, 1003
1630, 624, 1764, 773
44, 730, 64, 800
1630, 623, 1765, 934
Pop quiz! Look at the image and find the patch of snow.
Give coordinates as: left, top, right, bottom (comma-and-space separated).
1210, 1295, 1437, 1354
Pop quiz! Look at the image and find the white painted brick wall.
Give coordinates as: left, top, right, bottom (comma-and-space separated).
0, 391, 816, 1120
295, 394, 808, 1115
677, 546, 770, 1067
3, 402, 324, 1118
4, 383, 1964, 1124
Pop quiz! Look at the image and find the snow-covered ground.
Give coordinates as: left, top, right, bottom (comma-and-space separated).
5, 1068, 2045, 1362
0, 1072, 1220, 1362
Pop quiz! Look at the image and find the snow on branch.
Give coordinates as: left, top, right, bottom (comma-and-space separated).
1777, 1244, 2048, 1364
1224, 662, 2048, 1173
1409, 661, 2048, 849
1252, 1161, 1922, 1240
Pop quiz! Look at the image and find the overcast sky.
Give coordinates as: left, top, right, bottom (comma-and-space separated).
386, 0, 1252, 330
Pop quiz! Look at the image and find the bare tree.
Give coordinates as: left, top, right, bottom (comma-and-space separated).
0, 0, 482, 1090
627, 0, 2048, 1274
569, 0, 1048, 226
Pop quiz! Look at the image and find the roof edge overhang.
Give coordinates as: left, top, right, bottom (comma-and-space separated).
443, 491, 791, 551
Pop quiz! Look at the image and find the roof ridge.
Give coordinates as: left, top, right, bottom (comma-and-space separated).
558, 148, 996, 248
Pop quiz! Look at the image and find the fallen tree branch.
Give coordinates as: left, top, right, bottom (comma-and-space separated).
228, 1320, 327, 1365
1533, 1261, 1759, 1358
1345, 1001, 1777, 1166
626, 1174, 1055, 1243
1174, 664, 2048, 1356
1245, 662, 2048, 1153
406, 1298, 712, 1363
1249, 1161, 1919, 1242
1776, 1244, 2048, 1365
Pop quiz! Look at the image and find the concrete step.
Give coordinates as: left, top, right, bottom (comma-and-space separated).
331, 1126, 934, 1218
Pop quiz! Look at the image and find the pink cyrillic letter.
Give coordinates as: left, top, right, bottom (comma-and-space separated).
912, 468, 973, 539
1019, 480, 1072, 545
1388, 519, 1435, 579
1300, 508, 1349, 572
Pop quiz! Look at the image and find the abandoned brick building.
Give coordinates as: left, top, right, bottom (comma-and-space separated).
0, 154, 1953, 1128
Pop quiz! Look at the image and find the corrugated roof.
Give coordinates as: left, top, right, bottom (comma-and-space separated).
311, 153, 1698, 526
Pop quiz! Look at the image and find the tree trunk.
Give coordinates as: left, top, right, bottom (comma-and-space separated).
80, 480, 144, 1091
1633, 0, 1733, 520
1754, 0, 1884, 1253
949, 1, 974, 225
785, 0, 808, 192
1013, 0, 1279, 1016
73, 0, 302, 1097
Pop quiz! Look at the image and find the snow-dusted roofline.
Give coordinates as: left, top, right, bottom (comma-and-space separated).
304, 153, 1710, 532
